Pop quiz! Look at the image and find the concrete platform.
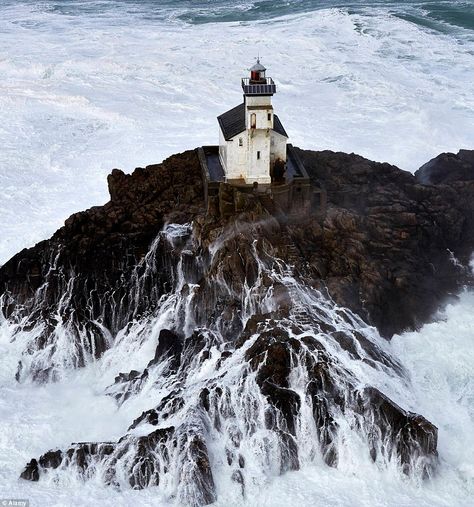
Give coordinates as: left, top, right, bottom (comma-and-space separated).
199, 144, 308, 184
197, 144, 326, 219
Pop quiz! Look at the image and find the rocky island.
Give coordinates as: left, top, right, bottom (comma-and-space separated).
2, 147, 473, 506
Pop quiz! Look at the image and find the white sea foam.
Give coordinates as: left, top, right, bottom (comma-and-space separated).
0, 267, 473, 507
391, 293, 474, 497
0, 3, 473, 262
0, 3, 473, 506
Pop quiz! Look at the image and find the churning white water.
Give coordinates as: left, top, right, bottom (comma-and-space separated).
0, 1, 473, 262
0, 223, 473, 507
0, 2, 473, 506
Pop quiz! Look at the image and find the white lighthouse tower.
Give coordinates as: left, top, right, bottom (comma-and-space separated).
217, 59, 288, 185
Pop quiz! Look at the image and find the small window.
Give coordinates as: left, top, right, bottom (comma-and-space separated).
257, 151, 261, 160
251, 113, 256, 129
268, 113, 272, 121
239, 138, 243, 147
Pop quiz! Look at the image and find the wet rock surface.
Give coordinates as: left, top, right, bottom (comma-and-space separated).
295, 148, 474, 336
2, 147, 473, 505
0, 150, 204, 380
415, 149, 474, 185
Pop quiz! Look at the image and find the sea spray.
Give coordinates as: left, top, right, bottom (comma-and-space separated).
6, 222, 437, 506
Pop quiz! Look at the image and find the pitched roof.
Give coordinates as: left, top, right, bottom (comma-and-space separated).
217, 103, 288, 141
218, 103, 245, 141
273, 114, 288, 138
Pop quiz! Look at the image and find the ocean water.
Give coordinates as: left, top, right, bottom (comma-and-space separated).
0, 0, 473, 263
0, 2, 473, 506
0, 235, 473, 507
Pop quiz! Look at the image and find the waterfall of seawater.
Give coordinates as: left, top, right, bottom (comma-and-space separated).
0, 223, 449, 506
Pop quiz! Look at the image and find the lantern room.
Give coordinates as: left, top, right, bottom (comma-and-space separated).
242, 58, 276, 96
249, 59, 267, 83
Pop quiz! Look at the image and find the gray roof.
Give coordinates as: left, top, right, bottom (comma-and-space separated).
250, 59, 266, 72
273, 115, 288, 138
217, 103, 288, 141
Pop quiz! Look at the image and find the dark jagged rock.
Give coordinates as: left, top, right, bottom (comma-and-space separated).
414, 149, 474, 247
294, 148, 474, 336
415, 149, 474, 185
5, 146, 474, 503
20, 459, 39, 481
0, 150, 204, 381
358, 387, 438, 476
186, 434, 217, 506
129, 393, 184, 430
39, 449, 63, 469
243, 324, 437, 475
148, 329, 183, 369
3, 148, 474, 347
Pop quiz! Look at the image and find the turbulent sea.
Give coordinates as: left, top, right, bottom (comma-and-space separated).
0, 1, 473, 506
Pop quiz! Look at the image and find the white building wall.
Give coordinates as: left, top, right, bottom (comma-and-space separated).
219, 129, 249, 181
247, 129, 271, 184
245, 95, 272, 108
218, 128, 227, 173
219, 95, 288, 184
247, 108, 273, 131
244, 96, 273, 183
270, 131, 287, 164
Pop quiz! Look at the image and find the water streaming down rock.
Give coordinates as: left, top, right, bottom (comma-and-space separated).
2, 148, 474, 505
13, 220, 437, 505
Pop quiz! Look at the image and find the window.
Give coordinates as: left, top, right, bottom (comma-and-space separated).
239, 138, 243, 147
257, 151, 261, 160
251, 113, 256, 129
268, 113, 272, 121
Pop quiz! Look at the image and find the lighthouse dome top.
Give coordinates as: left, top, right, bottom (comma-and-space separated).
250, 59, 266, 72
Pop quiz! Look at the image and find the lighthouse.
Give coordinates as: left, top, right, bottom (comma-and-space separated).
217, 59, 288, 185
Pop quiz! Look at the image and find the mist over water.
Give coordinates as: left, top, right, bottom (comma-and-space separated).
0, 1, 473, 506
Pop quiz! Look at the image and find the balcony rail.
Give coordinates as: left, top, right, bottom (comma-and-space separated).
241, 77, 276, 95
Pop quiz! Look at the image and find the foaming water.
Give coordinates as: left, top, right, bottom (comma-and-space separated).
0, 1, 473, 262
0, 2, 473, 505
5, 1, 474, 31
0, 223, 472, 506
391, 293, 474, 498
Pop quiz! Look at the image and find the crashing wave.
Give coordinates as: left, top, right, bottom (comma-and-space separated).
11, 221, 437, 506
